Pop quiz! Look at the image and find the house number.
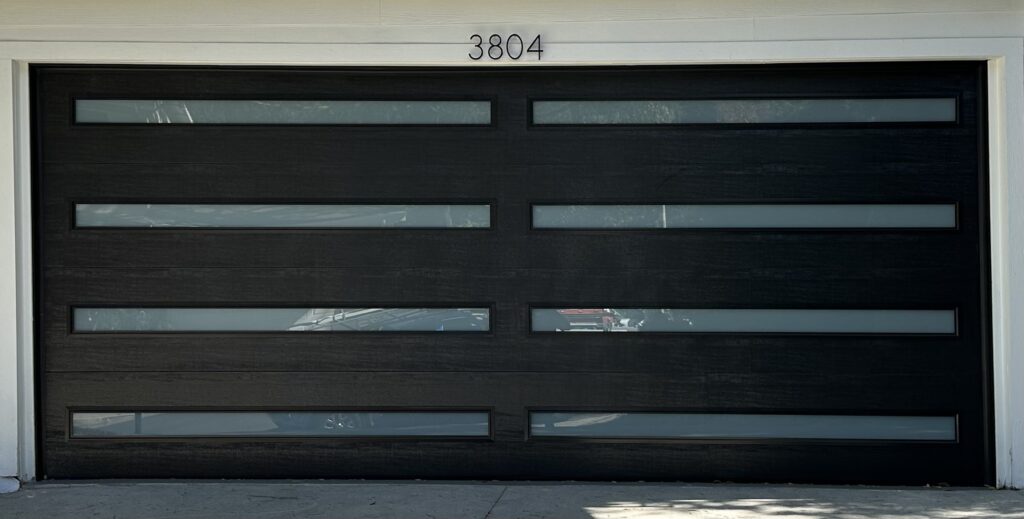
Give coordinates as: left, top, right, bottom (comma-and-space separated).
469, 34, 543, 61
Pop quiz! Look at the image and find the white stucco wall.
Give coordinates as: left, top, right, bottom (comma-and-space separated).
1, 0, 1022, 486
0, 0, 1022, 43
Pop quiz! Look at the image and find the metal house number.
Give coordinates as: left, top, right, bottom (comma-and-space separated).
469, 34, 543, 61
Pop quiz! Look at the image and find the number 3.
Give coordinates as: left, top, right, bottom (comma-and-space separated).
468, 34, 484, 60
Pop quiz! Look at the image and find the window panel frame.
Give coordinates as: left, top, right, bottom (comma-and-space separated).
529, 202, 959, 230
526, 409, 960, 444
68, 408, 495, 441
528, 94, 960, 127
72, 201, 495, 230
70, 305, 495, 335
73, 97, 496, 127
527, 306, 959, 336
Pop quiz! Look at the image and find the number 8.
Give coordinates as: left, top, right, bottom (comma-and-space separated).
488, 34, 503, 60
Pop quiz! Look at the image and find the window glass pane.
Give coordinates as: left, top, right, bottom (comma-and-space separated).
530, 308, 955, 334
529, 412, 956, 441
76, 100, 491, 124
532, 98, 956, 124
76, 204, 490, 228
72, 411, 489, 437
533, 204, 955, 229
74, 308, 490, 332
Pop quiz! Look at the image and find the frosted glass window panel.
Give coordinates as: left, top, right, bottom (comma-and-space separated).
74, 308, 490, 332
532, 98, 956, 125
76, 100, 491, 124
76, 204, 491, 229
72, 411, 489, 437
530, 308, 955, 334
532, 204, 956, 229
529, 412, 956, 441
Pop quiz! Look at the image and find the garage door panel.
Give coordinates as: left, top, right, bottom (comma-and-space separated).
44, 372, 960, 416
43, 62, 974, 93
490, 234, 972, 273
43, 373, 966, 473
42, 62, 970, 92
517, 63, 978, 94
40, 164, 978, 200
43, 233, 972, 269
41, 174, 973, 211
46, 334, 964, 374
43, 266, 971, 303
35, 64, 990, 483
44, 201, 979, 239
41, 129, 508, 166
517, 132, 976, 168
42, 164, 504, 201
521, 174, 975, 202
44, 67, 510, 96
40, 198, 979, 243
41, 128, 971, 167
43, 233, 507, 269
40, 442, 977, 484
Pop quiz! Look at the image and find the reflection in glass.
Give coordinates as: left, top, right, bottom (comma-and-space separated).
530, 308, 955, 334
76, 100, 491, 124
73, 307, 490, 332
72, 411, 489, 437
76, 204, 490, 228
532, 98, 957, 124
533, 204, 956, 229
529, 412, 956, 441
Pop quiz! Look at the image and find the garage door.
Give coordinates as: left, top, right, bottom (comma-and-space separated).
35, 63, 991, 484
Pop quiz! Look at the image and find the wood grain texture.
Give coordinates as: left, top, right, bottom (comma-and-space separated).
34, 63, 991, 483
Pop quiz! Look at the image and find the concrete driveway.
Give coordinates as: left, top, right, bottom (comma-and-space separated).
1, 481, 1023, 519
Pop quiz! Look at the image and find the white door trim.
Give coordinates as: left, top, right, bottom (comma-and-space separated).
1, 36, 1020, 486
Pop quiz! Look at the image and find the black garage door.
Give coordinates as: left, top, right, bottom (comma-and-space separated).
35, 63, 991, 484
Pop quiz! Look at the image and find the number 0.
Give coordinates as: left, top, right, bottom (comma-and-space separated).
507, 34, 524, 60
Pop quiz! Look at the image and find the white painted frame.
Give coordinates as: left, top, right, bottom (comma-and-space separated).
0, 37, 1020, 487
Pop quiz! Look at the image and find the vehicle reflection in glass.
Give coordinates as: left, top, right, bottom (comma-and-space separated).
531, 308, 956, 334
531, 308, 685, 332
286, 308, 489, 332
529, 412, 958, 440
71, 411, 490, 437
73, 307, 489, 332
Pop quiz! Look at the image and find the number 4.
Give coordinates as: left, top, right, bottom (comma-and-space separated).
527, 35, 543, 61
